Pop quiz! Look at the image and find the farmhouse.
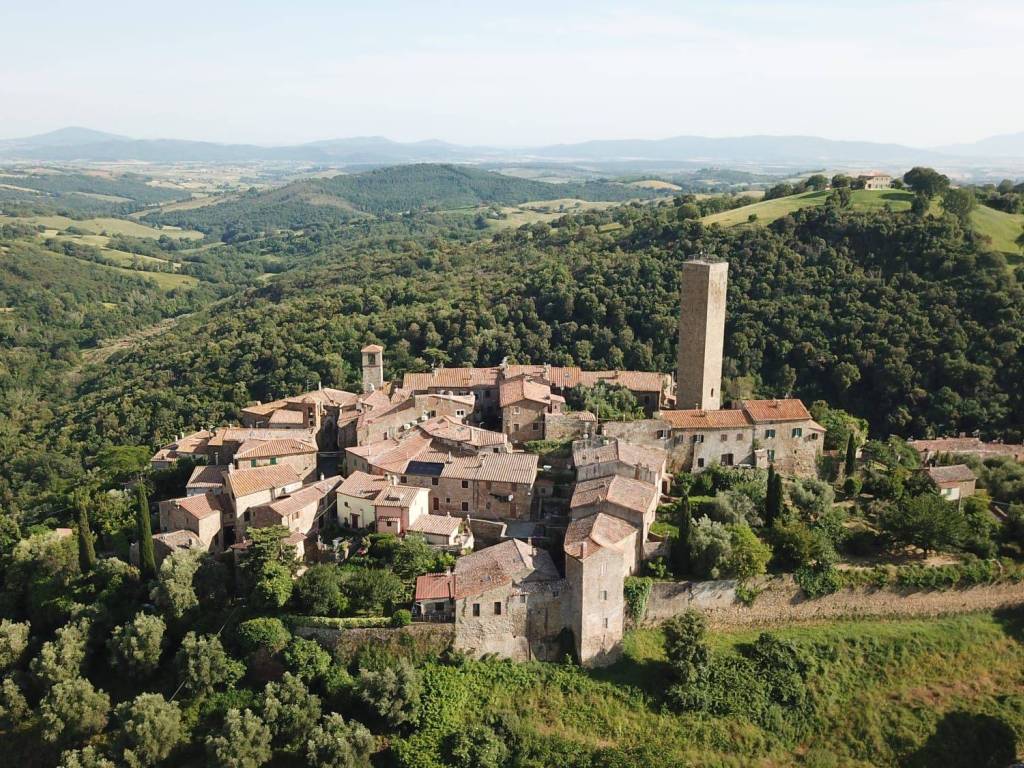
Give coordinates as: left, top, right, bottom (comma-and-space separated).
925, 464, 977, 501
859, 172, 892, 190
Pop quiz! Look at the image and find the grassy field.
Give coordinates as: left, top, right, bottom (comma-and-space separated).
970, 204, 1024, 261
629, 179, 682, 191
0, 213, 204, 240
395, 611, 1024, 767
702, 189, 915, 227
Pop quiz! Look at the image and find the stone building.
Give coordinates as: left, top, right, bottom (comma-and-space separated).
925, 464, 977, 501
450, 539, 568, 661
232, 436, 318, 482
909, 436, 1024, 465
569, 474, 659, 561
658, 408, 756, 471
361, 343, 385, 393
500, 375, 565, 444
572, 436, 668, 492
740, 399, 825, 476
676, 259, 728, 411
563, 513, 638, 666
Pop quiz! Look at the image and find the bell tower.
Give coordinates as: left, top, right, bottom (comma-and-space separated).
676, 260, 728, 411
361, 343, 384, 393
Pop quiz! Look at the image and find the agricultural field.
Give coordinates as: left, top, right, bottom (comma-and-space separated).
486, 198, 626, 229
629, 179, 682, 190
701, 188, 915, 227
0, 213, 204, 239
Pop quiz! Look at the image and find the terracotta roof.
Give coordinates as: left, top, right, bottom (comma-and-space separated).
153, 529, 204, 550
658, 409, 753, 429
374, 485, 426, 508
564, 512, 638, 560
337, 470, 389, 500
578, 370, 669, 393
409, 514, 463, 536
352, 435, 538, 485
169, 492, 230, 520
415, 572, 455, 601
499, 375, 558, 407
361, 343, 384, 353
240, 400, 288, 417
186, 464, 226, 489
152, 429, 213, 463
249, 476, 341, 521
505, 365, 583, 387
417, 416, 508, 448
909, 437, 1024, 458
403, 367, 500, 390
268, 409, 306, 425
926, 464, 977, 485
453, 539, 560, 599
226, 464, 302, 498
234, 437, 317, 460
208, 427, 317, 447
741, 399, 812, 423
287, 387, 359, 408
570, 475, 658, 514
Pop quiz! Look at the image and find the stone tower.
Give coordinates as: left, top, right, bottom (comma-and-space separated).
361, 343, 384, 393
676, 260, 728, 410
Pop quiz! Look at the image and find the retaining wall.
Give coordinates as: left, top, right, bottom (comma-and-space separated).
643, 574, 1024, 629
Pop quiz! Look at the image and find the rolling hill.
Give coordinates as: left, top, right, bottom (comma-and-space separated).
143, 163, 662, 233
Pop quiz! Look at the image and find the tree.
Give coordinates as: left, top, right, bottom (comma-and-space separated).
175, 632, 244, 699
293, 564, 348, 616
242, 526, 297, 581
306, 713, 374, 768
670, 496, 692, 576
283, 637, 332, 682
150, 549, 201, 620
942, 187, 976, 223
108, 613, 165, 679
252, 561, 293, 610
663, 610, 710, 687
0, 619, 29, 672
903, 167, 950, 198
830, 174, 853, 188
206, 708, 272, 768
725, 523, 772, 581
344, 568, 406, 615
357, 658, 422, 728
844, 433, 857, 478
236, 617, 292, 657
911, 192, 930, 216
262, 672, 321, 751
114, 693, 185, 768
0, 676, 29, 728
135, 485, 156, 580
58, 747, 116, 768
40, 677, 110, 744
32, 618, 89, 689
687, 516, 732, 580
445, 723, 509, 768
75, 494, 96, 574
805, 174, 829, 191
879, 493, 967, 555
765, 466, 783, 528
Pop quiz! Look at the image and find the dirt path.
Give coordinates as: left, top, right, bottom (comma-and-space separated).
79, 314, 189, 369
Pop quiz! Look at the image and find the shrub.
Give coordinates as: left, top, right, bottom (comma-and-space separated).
205, 708, 272, 768
663, 610, 710, 687
623, 577, 653, 622
108, 613, 166, 679
843, 476, 862, 496
252, 562, 293, 610
236, 618, 292, 656
795, 564, 842, 598
293, 565, 348, 616
344, 568, 406, 615
725, 523, 771, 581
391, 609, 412, 627
357, 657, 422, 728
0, 620, 29, 672
282, 637, 332, 682
444, 723, 509, 768
284, 615, 391, 629
688, 516, 732, 579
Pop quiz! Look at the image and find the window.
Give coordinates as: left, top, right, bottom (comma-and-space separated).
472, 603, 480, 617
693, 434, 704, 444
243, 510, 250, 522
366, 353, 376, 365
791, 427, 803, 438
494, 602, 502, 615
433, 498, 439, 511
456, 409, 465, 417
270, 457, 277, 465
765, 429, 776, 439
431, 477, 439, 486
461, 502, 469, 512
720, 433, 728, 442
697, 458, 705, 468
251, 459, 257, 467
513, 423, 520, 432
461, 480, 469, 488
401, 476, 408, 483
484, 390, 491, 398
736, 433, 744, 441
721, 453, 734, 466
520, 594, 527, 604
810, 433, 819, 441
512, 406, 520, 415
603, 617, 609, 629
656, 429, 668, 439
433, 602, 446, 612
532, 422, 540, 431
601, 590, 608, 601
767, 449, 776, 461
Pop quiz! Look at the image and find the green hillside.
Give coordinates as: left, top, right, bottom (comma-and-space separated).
143, 163, 662, 234
970, 203, 1024, 260
702, 188, 915, 226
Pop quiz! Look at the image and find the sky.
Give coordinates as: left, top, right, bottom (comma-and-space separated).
1, 0, 1022, 147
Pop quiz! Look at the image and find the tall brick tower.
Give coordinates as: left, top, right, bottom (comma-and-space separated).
361, 343, 384, 393
676, 260, 728, 411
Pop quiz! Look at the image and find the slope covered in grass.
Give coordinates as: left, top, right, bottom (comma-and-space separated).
701, 188, 915, 227
392, 612, 1024, 767
971, 203, 1024, 262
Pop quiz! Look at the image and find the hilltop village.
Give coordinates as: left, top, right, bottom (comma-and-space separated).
151, 259, 832, 665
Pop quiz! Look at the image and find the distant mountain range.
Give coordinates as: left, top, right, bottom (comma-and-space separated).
2, 126, 1023, 169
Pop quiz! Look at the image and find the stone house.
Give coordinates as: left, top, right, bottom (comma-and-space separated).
336, 471, 389, 529
185, 464, 227, 497
150, 429, 213, 469
232, 436, 318, 482
569, 474, 659, 561
500, 375, 565, 444
224, 463, 304, 541
925, 464, 977, 501
413, 572, 456, 622
572, 436, 669, 492
657, 408, 756, 471
355, 392, 475, 446
859, 172, 892, 190
417, 415, 510, 454
741, 399, 825, 476
248, 475, 341, 557
158, 493, 231, 553
373, 483, 430, 536
451, 539, 568, 662
563, 513, 638, 666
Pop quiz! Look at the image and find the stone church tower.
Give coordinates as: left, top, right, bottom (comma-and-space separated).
676, 260, 728, 410
361, 343, 384, 393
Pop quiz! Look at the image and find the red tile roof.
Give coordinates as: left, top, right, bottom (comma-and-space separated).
741, 399, 812, 422
186, 464, 226, 489
226, 464, 302, 498
925, 464, 977, 485
658, 409, 753, 429
403, 367, 500, 390
453, 539, 560, 599
415, 572, 455, 601
361, 344, 384, 353
409, 514, 463, 536
417, 416, 508, 448
268, 409, 306, 425
169, 492, 230, 521
337, 470, 389, 500
564, 512, 638, 560
234, 437, 317, 460
499, 376, 559, 407
570, 475, 658, 514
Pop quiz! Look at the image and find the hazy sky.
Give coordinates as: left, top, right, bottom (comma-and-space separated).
1, 0, 1022, 147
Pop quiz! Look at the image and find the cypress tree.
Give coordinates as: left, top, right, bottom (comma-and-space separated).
671, 496, 692, 577
844, 432, 857, 478
765, 465, 779, 528
136, 484, 157, 580
76, 496, 96, 573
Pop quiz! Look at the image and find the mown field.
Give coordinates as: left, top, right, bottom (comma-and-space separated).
701, 188, 1024, 263
393, 611, 1024, 767
0, 213, 204, 239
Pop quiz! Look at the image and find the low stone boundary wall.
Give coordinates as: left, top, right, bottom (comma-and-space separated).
643, 575, 1024, 629
293, 622, 455, 659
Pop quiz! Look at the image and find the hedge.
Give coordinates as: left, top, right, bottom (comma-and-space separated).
283, 615, 391, 629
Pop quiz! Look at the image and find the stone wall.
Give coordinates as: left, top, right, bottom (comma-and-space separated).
292, 622, 455, 660
643, 574, 1024, 629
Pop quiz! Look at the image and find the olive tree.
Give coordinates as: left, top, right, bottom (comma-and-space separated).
114, 693, 185, 768
40, 677, 110, 744
108, 613, 165, 679
206, 708, 272, 768
262, 672, 321, 751
175, 632, 244, 699
306, 713, 374, 768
